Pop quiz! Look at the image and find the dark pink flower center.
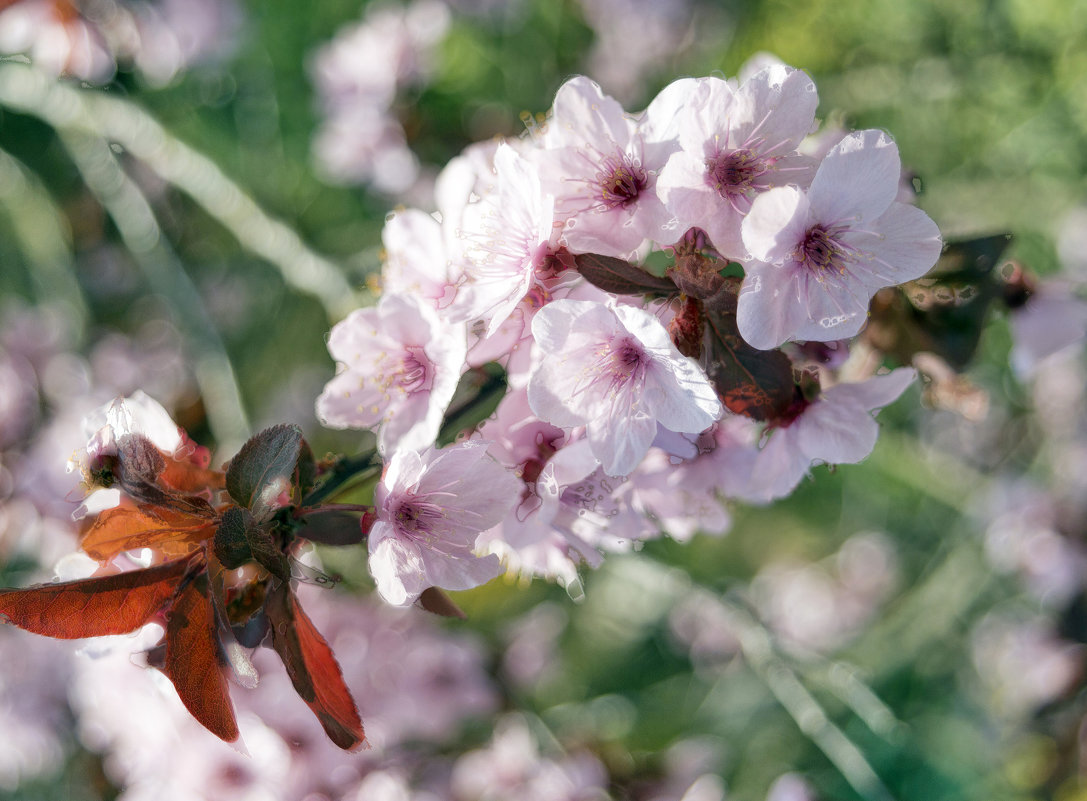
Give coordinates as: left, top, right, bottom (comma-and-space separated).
705, 148, 765, 197
597, 153, 648, 209
392, 495, 445, 539
797, 225, 845, 272
611, 337, 648, 382
397, 346, 433, 393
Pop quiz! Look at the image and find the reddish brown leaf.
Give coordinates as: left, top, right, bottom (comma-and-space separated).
0, 557, 192, 638
80, 504, 216, 562
162, 576, 240, 743
159, 456, 226, 494
703, 306, 795, 421
267, 585, 366, 751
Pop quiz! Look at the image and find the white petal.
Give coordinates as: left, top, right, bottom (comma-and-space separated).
809, 129, 900, 225
858, 202, 942, 289
742, 186, 810, 264
795, 397, 881, 465
368, 528, 428, 606
736, 263, 812, 350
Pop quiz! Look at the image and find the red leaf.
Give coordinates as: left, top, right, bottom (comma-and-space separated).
159, 456, 226, 494
162, 576, 240, 743
80, 504, 216, 562
267, 585, 366, 751
0, 558, 192, 639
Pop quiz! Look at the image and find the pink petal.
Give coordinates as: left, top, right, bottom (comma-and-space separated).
808, 130, 900, 225
736, 263, 812, 350
742, 186, 810, 264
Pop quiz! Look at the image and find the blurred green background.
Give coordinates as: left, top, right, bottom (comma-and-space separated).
1, 0, 1086, 799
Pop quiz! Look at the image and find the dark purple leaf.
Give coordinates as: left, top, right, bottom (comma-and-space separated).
703, 307, 795, 421
574, 253, 678, 297
226, 424, 303, 521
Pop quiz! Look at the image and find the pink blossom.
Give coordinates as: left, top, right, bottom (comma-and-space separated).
737, 130, 942, 349
656, 67, 818, 258
450, 713, 610, 801
382, 207, 459, 308
534, 76, 676, 258
455, 143, 565, 336
0, 0, 115, 82
527, 299, 722, 477
628, 416, 763, 541
315, 292, 467, 455
369, 442, 519, 606
749, 368, 916, 501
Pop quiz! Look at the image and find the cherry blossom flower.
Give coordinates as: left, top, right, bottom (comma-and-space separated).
534, 76, 677, 259
627, 416, 763, 541
381, 207, 459, 309
454, 143, 565, 336
315, 292, 467, 455
737, 129, 942, 349
656, 66, 818, 258
368, 442, 519, 606
527, 299, 722, 477
749, 368, 916, 501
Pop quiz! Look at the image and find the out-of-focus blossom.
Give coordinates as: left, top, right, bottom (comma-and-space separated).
0, 628, 72, 791
576, 0, 701, 105
766, 773, 818, 801
0, 0, 241, 85
450, 713, 611, 801
310, 0, 450, 195
752, 532, 899, 654
971, 613, 1082, 719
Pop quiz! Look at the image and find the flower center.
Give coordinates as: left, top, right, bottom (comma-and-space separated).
797, 225, 844, 272
706, 148, 764, 197
611, 337, 648, 382
393, 496, 445, 540
596, 153, 648, 209
396, 346, 433, 393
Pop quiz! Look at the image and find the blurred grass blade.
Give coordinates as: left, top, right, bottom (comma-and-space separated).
0, 145, 87, 339
0, 62, 359, 322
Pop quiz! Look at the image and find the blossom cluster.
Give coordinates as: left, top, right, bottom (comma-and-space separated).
316, 62, 941, 597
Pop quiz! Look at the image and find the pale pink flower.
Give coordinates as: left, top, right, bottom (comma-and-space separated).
656, 67, 818, 258
628, 416, 763, 541
315, 292, 467, 455
369, 442, 519, 606
1009, 281, 1087, 379
382, 207, 458, 308
451, 713, 610, 801
971, 613, 1082, 719
737, 130, 942, 349
535, 76, 677, 259
748, 368, 915, 501
455, 143, 565, 336
527, 299, 722, 477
